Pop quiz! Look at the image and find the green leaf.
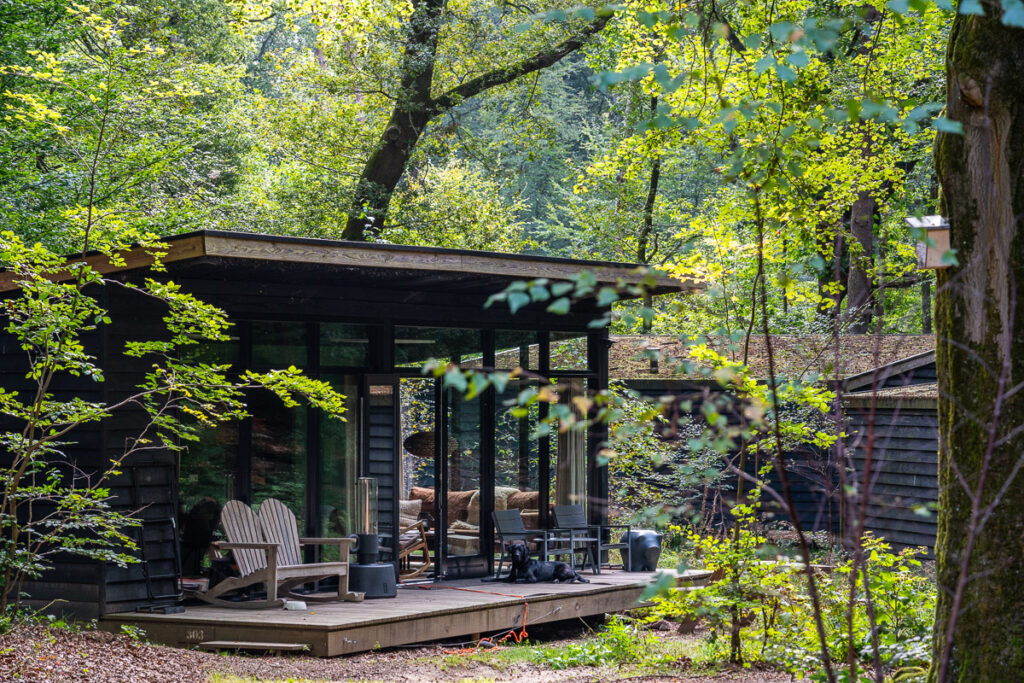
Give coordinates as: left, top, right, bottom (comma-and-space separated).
934, 117, 964, 134
574, 7, 595, 21
785, 51, 809, 68
1002, 0, 1024, 27
508, 292, 531, 314
528, 284, 550, 302
547, 297, 571, 314
774, 63, 797, 82
940, 249, 959, 266
959, 0, 983, 14
768, 21, 796, 41
596, 287, 619, 306
551, 282, 574, 296
754, 56, 774, 75
444, 368, 468, 392
886, 0, 909, 13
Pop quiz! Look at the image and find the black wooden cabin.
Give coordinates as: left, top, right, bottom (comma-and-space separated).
0, 230, 691, 617
844, 351, 939, 550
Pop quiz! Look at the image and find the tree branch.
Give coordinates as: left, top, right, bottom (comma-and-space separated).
429, 16, 609, 112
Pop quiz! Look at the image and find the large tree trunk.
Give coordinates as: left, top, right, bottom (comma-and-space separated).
342, 0, 442, 240
844, 5, 883, 333
845, 192, 876, 332
930, 5, 1024, 682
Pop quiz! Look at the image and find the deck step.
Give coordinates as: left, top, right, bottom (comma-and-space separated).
198, 640, 307, 652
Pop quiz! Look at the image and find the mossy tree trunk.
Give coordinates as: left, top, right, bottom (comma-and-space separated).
930, 4, 1024, 681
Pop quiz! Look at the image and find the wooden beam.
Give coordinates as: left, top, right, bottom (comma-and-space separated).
204, 234, 698, 292
0, 236, 206, 293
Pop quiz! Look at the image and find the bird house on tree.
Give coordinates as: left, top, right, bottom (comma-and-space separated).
908, 215, 951, 269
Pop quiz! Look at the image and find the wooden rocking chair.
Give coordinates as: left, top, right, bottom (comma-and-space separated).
191, 499, 364, 609
397, 518, 431, 580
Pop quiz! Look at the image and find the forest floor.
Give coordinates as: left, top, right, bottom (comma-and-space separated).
0, 620, 798, 683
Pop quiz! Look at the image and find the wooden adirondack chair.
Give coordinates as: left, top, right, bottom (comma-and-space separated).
192, 499, 363, 609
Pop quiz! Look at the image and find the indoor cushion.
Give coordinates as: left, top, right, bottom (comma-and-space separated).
466, 486, 519, 525
507, 490, 540, 510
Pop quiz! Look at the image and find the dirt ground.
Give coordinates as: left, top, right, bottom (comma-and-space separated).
0, 624, 797, 683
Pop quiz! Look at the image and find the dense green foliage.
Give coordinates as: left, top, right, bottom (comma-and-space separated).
0, 0, 958, 336
0, 232, 348, 611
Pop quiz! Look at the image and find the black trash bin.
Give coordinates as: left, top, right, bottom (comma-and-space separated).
619, 530, 663, 572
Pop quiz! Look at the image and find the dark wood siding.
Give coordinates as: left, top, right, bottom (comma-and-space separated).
367, 405, 396, 531
845, 404, 939, 551
5, 285, 181, 618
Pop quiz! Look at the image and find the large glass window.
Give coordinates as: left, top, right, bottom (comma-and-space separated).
252, 321, 308, 368
250, 391, 308, 529
494, 380, 541, 533
494, 330, 537, 370
553, 380, 588, 513
550, 332, 588, 371
319, 375, 360, 551
178, 339, 240, 577
446, 389, 482, 558
320, 323, 369, 367
395, 326, 481, 367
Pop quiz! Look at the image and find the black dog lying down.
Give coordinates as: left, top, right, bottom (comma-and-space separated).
506, 541, 589, 583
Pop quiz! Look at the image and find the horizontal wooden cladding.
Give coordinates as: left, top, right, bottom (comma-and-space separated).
847, 411, 939, 428
165, 277, 600, 330
204, 234, 698, 293
0, 236, 206, 293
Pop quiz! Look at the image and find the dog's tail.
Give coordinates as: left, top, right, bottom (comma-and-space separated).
575, 574, 590, 583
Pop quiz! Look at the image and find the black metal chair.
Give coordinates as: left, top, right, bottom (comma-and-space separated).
492, 509, 573, 580
551, 504, 631, 574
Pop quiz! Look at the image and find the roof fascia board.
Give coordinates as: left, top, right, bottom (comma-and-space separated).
0, 235, 206, 293
842, 349, 936, 392
202, 233, 695, 291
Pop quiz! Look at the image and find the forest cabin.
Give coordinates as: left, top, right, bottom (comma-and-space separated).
1, 230, 693, 618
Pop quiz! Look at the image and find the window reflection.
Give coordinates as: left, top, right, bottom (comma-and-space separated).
394, 326, 481, 367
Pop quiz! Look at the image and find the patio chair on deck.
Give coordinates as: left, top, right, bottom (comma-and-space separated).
189, 499, 364, 609
551, 504, 630, 574
492, 509, 573, 580
397, 518, 431, 579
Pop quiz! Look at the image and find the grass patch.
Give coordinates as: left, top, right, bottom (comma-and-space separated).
423, 617, 701, 676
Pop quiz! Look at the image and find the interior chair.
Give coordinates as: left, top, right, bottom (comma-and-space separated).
551, 504, 631, 574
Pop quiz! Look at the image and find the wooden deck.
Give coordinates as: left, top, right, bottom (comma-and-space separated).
100, 570, 680, 656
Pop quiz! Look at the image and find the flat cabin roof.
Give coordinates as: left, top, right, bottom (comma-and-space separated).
609, 334, 936, 381
0, 230, 698, 298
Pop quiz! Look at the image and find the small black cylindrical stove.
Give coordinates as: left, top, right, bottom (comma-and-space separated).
348, 478, 397, 598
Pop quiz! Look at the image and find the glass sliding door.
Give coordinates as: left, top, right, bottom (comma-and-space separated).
443, 387, 483, 573
249, 321, 310, 529
249, 392, 308, 527
318, 374, 359, 559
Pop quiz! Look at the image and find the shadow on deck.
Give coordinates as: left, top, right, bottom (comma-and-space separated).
100, 570, 684, 656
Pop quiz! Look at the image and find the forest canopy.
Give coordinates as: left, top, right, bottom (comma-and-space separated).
0, 0, 953, 337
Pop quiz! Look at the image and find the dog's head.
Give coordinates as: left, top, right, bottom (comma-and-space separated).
509, 541, 530, 567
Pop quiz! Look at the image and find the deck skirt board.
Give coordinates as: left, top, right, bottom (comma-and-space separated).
100, 571, 672, 656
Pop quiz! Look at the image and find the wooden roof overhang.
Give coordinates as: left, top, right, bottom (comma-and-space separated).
0, 231, 699, 331
0, 230, 696, 297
